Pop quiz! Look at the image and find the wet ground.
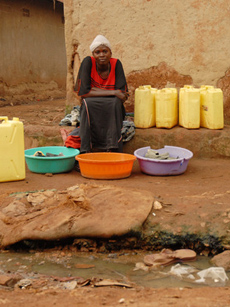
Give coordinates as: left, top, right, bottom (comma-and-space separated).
0, 248, 230, 306
1, 250, 229, 289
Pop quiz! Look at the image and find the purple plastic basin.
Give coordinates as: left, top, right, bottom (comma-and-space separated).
134, 146, 193, 176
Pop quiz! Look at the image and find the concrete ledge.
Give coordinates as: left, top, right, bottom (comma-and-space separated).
124, 125, 230, 158
24, 124, 230, 159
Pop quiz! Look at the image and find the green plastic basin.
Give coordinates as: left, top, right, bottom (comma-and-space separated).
25, 146, 80, 174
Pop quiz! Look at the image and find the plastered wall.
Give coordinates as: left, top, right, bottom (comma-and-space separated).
0, 0, 67, 105
64, 0, 230, 122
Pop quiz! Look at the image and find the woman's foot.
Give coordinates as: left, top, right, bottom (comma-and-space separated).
60, 128, 70, 143
74, 160, 80, 172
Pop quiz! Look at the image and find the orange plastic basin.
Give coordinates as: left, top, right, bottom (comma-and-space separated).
76, 152, 136, 179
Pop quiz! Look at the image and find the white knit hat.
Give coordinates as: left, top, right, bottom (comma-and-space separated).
90, 35, 111, 52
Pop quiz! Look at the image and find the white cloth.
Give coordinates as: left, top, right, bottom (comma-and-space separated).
89, 35, 111, 52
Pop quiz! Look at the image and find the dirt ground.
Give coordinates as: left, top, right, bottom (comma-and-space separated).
0, 286, 229, 307
1, 99, 230, 306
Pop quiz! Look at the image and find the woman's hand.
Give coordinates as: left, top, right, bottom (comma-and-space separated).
114, 90, 129, 103
82, 87, 129, 102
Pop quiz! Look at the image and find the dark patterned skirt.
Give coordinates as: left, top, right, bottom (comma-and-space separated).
79, 96, 125, 153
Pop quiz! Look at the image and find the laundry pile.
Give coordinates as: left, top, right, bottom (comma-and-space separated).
121, 120, 135, 142
145, 149, 179, 160
33, 151, 64, 157
59, 106, 81, 126
64, 127, 81, 149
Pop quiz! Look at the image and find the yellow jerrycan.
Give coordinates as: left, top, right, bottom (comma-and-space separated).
182, 85, 194, 89
200, 85, 214, 90
134, 85, 157, 128
179, 86, 200, 129
200, 86, 224, 129
0, 117, 26, 182
155, 88, 178, 128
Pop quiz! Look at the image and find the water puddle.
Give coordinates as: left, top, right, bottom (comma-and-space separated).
0, 251, 229, 288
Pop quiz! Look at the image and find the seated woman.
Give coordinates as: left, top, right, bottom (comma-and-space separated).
74, 35, 129, 153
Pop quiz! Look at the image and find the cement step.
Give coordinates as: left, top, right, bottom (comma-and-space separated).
24, 124, 230, 159
2, 99, 229, 158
